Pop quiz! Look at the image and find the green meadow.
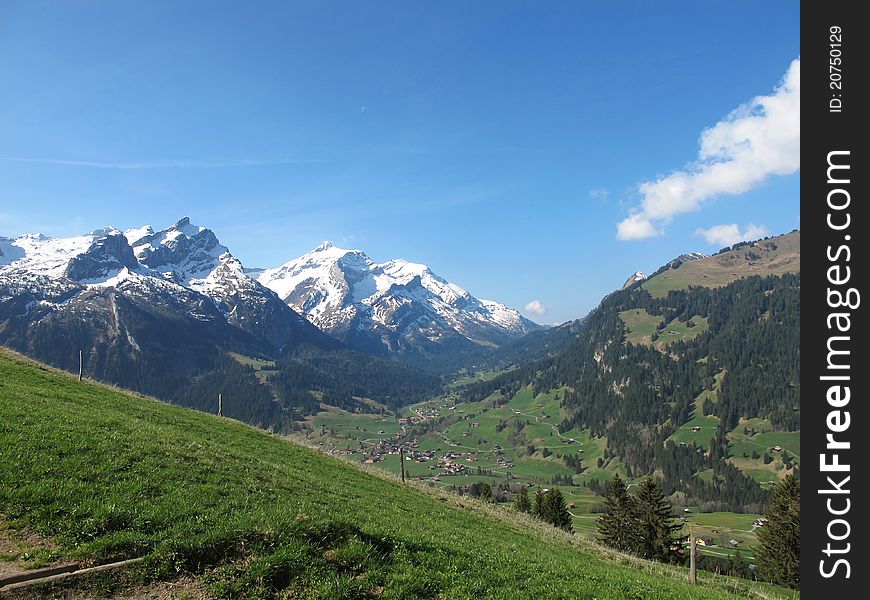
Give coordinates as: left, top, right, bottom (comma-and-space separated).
0, 349, 795, 598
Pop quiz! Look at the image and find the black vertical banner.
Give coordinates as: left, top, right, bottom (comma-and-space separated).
802, 2, 868, 597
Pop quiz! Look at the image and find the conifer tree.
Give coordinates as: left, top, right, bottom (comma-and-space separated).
727, 549, 748, 579
597, 473, 637, 552
632, 476, 683, 563
514, 486, 531, 513
533, 489, 544, 518
756, 474, 800, 588
540, 491, 554, 523
480, 482, 493, 501
545, 488, 573, 532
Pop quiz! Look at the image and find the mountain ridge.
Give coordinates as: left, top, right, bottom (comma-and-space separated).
257, 240, 541, 368
0, 217, 337, 352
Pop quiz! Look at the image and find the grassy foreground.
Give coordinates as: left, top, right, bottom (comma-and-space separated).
0, 349, 791, 599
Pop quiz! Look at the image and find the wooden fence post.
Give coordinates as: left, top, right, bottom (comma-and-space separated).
400, 448, 406, 483
218, 393, 222, 417
689, 534, 697, 585
78, 350, 83, 381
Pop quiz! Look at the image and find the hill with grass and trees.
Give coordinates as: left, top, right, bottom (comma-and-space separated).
298, 231, 800, 587
0, 348, 794, 599
0, 229, 801, 595
456, 231, 800, 515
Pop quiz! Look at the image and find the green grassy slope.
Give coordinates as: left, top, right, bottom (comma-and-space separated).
619, 309, 709, 348
643, 231, 800, 298
0, 349, 788, 599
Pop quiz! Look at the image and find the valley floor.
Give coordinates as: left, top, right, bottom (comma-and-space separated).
304, 386, 788, 563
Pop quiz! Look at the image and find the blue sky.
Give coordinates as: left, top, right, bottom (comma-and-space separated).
0, 1, 800, 324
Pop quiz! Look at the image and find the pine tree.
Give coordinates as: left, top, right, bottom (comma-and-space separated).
597, 473, 637, 552
727, 549, 748, 579
514, 486, 531, 513
756, 474, 800, 588
533, 489, 544, 517
480, 482, 493, 501
632, 476, 683, 563
544, 488, 573, 532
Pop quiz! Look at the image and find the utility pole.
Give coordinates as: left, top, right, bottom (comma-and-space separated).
400, 448, 406, 483
689, 533, 697, 585
218, 393, 222, 417
78, 350, 83, 381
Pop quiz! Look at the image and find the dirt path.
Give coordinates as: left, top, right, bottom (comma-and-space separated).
2, 575, 209, 599
0, 517, 68, 579
1, 519, 209, 599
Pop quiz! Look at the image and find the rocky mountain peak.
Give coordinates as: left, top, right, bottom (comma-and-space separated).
257, 241, 540, 362
130, 219, 225, 277
64, 231, 139, 282
621, 271, 647, 290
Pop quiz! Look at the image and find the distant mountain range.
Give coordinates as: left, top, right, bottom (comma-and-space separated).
1, 218, 799, 437
0, 217, 336, 355
1, 218, 539, 369
255, 241, 540, 368
0, 218, 454, 428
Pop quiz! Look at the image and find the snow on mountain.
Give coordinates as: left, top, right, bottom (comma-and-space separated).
621, 271, 647, 289
670, 252, 709, 266
127, 218, 227, 285
2, 222, 537, 365
257, 241, 540, 356
0, 218, 335, 352
0, 231, 110, 277
122, 225, 153, 245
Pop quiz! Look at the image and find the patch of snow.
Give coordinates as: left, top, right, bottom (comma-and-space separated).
0, 232, 97, 277
0, 237, 26, 266
81, 267, 134, 288
126, 331, 141, 353
123, 225, 154, 246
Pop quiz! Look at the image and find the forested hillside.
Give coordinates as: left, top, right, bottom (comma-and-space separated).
461, 241, 799, 513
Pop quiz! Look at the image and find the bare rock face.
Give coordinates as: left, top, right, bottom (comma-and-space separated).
64, 232, 139, 282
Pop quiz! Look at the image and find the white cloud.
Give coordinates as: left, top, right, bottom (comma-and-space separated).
617, 213, 662, 240
524, 300, 547, 316
617, 58, 800, 240
695, 223, 769, 247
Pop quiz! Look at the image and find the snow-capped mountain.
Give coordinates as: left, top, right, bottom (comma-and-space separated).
0, 218, 338, 389
120, 218, 331, 349
257, 241, 540, 364
621, 271, 647, 289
